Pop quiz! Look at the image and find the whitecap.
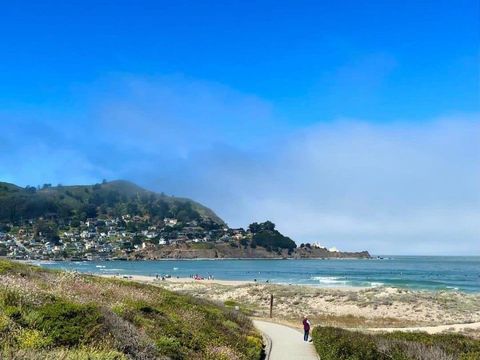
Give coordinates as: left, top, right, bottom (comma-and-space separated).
311, 276, 348, 285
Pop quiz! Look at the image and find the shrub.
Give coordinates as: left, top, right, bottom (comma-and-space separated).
15, 328, 53, 349
224, 300, 238, 307
245, 335, 264, 360
31, 301, 104, 346
1, 347, 128, 360
0, 260, 22, 274
204, 345, 242, 360
384, 332, 480, 356
101, 308, 158, 359
0, 314, 11, 332
312, 327, 381, 360
312, 327, 480, 360
156, 336, 183, 359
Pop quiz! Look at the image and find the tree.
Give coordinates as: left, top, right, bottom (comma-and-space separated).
248, 221, 276, 233
252, 230, 296, 252
82, 204, 97, 219
262, 221, 275, 231
127, 202, 139, 215
132, 235, 144, 245
70, 219, 81, 228
248, 222, 261, 233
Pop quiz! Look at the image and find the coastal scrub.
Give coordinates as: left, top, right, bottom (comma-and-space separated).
312, 326, 480, 360
0, 259, 264, 359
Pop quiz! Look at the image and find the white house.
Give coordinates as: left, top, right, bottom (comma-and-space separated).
164, 218, 178, 227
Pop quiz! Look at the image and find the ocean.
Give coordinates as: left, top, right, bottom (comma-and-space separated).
33, 256, 480, 293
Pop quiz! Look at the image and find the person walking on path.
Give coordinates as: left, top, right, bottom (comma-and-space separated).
303, 316, 311, 342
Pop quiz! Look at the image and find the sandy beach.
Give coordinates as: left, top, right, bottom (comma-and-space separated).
101, 274, 480, 337
100, 273, 253, 286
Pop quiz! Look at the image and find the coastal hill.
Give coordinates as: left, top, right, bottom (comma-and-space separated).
0, 180, 370, 260
0, 180, 224, 224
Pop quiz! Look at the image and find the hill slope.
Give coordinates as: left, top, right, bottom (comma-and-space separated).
0, 259, 263, 359
0, 180, 224, 225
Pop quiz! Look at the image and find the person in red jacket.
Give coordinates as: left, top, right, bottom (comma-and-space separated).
302, 316, 311, 341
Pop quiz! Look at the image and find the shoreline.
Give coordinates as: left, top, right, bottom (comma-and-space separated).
100, 273, 370, 290
99, 273, 480, 334
100, 274, 254, 286
21, 256, 373, 262
22, 259, 480, 294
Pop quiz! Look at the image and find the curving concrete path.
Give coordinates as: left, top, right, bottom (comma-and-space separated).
253, 320, 319, 360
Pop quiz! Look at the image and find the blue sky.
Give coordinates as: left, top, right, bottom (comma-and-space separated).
1, 1, 479, 254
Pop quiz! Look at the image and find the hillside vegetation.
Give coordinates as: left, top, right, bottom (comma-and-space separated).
0, 259, 263, 359
0, 180, 223, 224
312, 326, 480, 360
0, 181, 370, 260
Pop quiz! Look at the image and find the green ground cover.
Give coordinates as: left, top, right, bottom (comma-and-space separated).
312, 326, 480, 360
0, 259, 263, 359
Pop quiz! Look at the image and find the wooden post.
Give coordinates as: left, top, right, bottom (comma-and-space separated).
269, 294, 273, 318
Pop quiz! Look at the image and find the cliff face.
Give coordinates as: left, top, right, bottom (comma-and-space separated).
133, 244, 371, 260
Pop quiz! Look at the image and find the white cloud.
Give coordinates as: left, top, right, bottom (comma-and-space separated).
2, 75, 478, 255
182, 114, 480, 255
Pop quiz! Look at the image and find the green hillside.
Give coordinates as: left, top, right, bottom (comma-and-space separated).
0, 259, 263, 359
0, 180, 224, 225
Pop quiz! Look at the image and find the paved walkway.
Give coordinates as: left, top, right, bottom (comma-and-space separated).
253, 320, 319, 360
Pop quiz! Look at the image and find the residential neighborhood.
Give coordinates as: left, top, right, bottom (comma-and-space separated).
0, 215, 249, 261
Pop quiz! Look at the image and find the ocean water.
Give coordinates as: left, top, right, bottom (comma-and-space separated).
33, 256, 480, 293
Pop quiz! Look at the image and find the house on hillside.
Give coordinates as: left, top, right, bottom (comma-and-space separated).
164, 218, 178, 227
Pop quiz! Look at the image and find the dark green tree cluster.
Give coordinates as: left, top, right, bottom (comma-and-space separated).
248, 221, 296, 252
0, 180, 222, 226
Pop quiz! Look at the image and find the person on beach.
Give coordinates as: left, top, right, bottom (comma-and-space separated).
302, 316, 311, 342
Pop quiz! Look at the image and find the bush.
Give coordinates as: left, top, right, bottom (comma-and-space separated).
101, 308, 158, 359
245, 335, 264, 359
312, 327, 381, 360
31, 301, 104, 346
312, 326, 480, 360
156, 336, 183, 359
1, 347, 128, 360
15, 329, 52, 349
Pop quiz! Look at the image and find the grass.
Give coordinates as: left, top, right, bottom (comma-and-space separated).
312, 326, 480, 360
0, 259, 263, 359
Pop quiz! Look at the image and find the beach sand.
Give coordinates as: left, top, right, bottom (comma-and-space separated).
100, 274, 252, 286
101, 274, 480, 336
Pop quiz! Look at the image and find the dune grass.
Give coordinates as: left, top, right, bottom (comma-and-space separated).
0, 259, 263, 359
